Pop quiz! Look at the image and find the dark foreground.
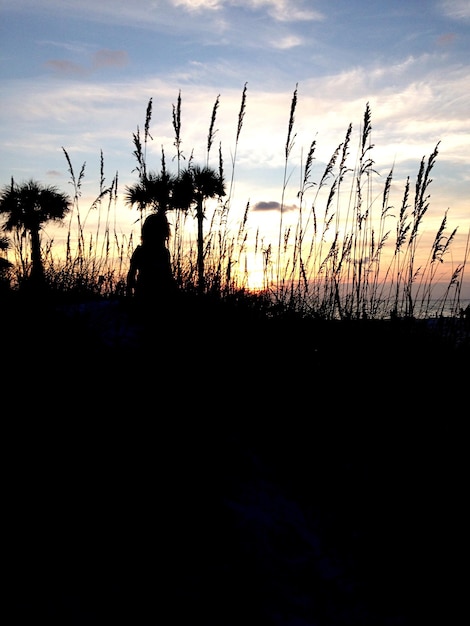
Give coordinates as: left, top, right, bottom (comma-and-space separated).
3, 293, 468, 625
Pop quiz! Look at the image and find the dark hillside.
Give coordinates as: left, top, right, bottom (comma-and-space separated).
3, 292, 468, 625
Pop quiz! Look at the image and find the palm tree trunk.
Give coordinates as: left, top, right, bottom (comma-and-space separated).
197, 197, 204, 294
30, 227, 45, 286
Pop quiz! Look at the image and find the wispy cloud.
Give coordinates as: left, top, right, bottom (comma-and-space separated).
436, 32, 457, 47
439, 0, 470, 20
171, 0, 323, 22
258, 0, 323, 22
44, 59, 87, 77
273, 35, 303, 50
38, 40, 91, 55
4, 54, 467, 181
92, 50, 129, 69
44, 49, 129, 77
171, 0, 222, 10
3, 0, 323, 37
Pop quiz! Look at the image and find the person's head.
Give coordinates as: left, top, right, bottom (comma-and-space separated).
141, 211, 170, 245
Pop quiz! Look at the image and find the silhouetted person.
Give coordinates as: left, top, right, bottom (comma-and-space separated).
126, 211, 177, 318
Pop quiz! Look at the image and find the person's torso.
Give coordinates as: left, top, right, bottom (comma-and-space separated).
134, 246, 174, 293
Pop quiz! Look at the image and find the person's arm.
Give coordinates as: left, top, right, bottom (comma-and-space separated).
126, 248, 139, 296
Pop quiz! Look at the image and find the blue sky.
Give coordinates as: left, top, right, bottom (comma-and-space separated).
1, 0, 469, 292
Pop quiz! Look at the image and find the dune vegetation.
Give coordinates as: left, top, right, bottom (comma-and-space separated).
1, 87, 468, 326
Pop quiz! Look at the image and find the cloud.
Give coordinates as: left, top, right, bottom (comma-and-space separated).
171, 0, 221, 10
3, 0, 322, 55
44, 49, 129, 77
92, 50, 129, 69
253, 200, 297, 212
439, 0, 470, 20
170, 1, 323, 22
436, 32, 457, 47
273, 35, 303, 50
44, 59, 86, 76
257, 0, 323, 23
39, 40, 90, 55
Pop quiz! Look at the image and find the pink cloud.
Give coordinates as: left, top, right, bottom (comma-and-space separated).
44, 50, 129, 77
44, 59, 86, 76
92, 49, 129, 69
436, 32, 457, 46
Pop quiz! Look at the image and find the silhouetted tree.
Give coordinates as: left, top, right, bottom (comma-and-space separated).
0, 178, 71, 287
125, 170, 176, 217
0, 235, 13, 291
173, 165, 225, 294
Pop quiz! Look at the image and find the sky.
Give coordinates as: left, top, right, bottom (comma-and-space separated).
1, 0, 469, 296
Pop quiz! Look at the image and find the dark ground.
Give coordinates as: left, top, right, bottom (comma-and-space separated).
2, 292, 468, 625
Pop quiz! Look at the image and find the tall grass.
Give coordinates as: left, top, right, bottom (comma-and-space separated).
6, 149, 130, 299
2, 89, 468, 319
265, 97, 468, 319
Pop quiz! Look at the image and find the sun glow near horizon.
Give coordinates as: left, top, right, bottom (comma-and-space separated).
28, 180, 469, 314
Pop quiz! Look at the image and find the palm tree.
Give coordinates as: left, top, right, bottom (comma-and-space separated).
0, 178, 71, 287
0, 235, 13, 291
124, 170, 176, 217
173, 165, 225, 294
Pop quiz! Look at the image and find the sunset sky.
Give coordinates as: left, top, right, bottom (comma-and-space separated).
1, 0, 469, 295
